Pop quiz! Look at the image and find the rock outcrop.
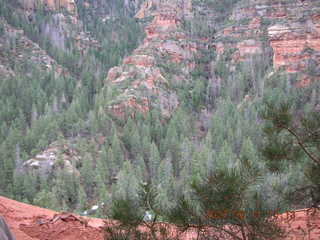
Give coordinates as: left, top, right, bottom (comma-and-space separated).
104, 0, 320, 118
105, 0, 195, 118
209, 0, 320, 85
15, 0, 98, 52
22, 141, 80, 177
268, 21, 320, 73
0, 18, 70, 78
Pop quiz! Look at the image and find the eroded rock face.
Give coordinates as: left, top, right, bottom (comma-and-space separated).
17, 0, 100, 53
0, 18, 70, 78
18, 0, 77, 15
235, 39, 263, 60
123, 55, 156, 67
135, 0, 153, 19
105, 0, 195, 118
268, 21, 320, 73
213, 0, 320, 85
105, 0, 320, 118
265, 3, 320, 85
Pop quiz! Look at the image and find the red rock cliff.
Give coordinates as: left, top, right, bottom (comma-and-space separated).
105, 0, 195, 118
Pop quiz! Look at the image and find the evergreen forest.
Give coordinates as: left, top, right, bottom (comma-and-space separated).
0, 0, 319, 239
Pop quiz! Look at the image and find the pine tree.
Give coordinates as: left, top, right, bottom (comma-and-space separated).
123, 118, 141, 159
155, 158, 175, 211
123, 117, 135, 147
22, 172, 38, 203
161, 122, 181, 177
111, 131, 124, 171
97, 151, 108, 184
105, 147, 117, 183
148, 142, 161, 183
81, 153, 96, 197
77, 185, 87, 211
261, 100, 320, 207
135, 153, 147, 182
33, 189, 57, 209
166, 160, 284, 240
53, 168, 80, 211
240, 137, 260, 176
112, 161, 140, 209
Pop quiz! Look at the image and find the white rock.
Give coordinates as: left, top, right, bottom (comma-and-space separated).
91, 205, 99, 211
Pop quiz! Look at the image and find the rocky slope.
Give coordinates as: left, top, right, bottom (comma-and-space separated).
1, 0, 320, 238
8, 0, 320, 203
105, 0, 196, 118
103, 0, 320, 118
212, 0, 320, 85
21, 141, 81, 177
0, 17, 70, 79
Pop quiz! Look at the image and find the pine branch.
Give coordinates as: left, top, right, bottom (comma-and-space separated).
278, 123, 320, 165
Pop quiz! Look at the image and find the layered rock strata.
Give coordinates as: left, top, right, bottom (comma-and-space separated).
105, 0, 195, 118
213, 0, 320, 84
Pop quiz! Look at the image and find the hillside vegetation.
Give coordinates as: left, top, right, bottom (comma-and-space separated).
0, 1, 319, 238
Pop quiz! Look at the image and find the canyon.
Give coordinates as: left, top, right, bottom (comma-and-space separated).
103, 0, 320, 118
0, 0, 320, 239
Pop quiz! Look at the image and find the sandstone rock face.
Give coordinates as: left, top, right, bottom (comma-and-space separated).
123, 55, 156, 67
236, 39, 263, 60
268, 21, 320, 73
135, 0, 153, 19
265, 2, 320, 85
213, 0, 320, 85
18, 0, 77, 15
105, 0, 195, 118
106, 0, 320, 118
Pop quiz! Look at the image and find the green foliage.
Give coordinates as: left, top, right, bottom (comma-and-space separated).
81, 153, 96, 197
33, 190, 57, 209
52, 169, 81, 210
111, 198, 144, 227
166, 165, 283, 239
0, 0, 317, 232
261, 96, 320, 207
108, 154, 284, 240
0, 20, 4, 36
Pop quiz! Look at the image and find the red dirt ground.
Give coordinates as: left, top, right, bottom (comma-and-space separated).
1, 195, 320, 239
0, 196, 104, 240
